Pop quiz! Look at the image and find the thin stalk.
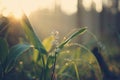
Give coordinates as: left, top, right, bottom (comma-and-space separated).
51, 52, 57, 80
73, 62, 80, 80
70, 43, 102, 80
41, 56, 46, 80
86, 30, 98, 42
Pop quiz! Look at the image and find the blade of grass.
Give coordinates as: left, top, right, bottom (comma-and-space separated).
20, 14, 47, 55
58, 27, 87, 49
70, 43, 102, 80
57, 62, 70, 75
4, 44, 33, 73
73, 62, 80, 80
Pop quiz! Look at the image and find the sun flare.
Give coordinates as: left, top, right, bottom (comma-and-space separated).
0, 0, 78, 18
0, 0, 21, 18
0, 0, 46, 19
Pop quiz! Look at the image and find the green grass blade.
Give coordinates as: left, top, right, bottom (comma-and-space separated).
57, 63, 70, 75
58, 27, 87, 49
20, 14, 47, 55
73, 62, 80, 80
4, 44, 33, 73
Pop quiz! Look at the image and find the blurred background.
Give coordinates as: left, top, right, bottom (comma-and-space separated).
30, 0, 120, 65
28, 0, 120, 61
0, 0, 120, 79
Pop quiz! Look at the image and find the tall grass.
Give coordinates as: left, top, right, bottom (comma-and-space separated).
0, 14, 102, 80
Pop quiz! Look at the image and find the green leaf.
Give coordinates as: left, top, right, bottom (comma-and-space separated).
33, 49, 39, 62
0, 38, 9, 63
58, 27, 87, 49
4, 44, 33, 73
58, 62, 70, 75
42, 36, 54, 52
20, 14, 47, 55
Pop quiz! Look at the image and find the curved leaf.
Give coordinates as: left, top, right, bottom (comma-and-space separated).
58, 27, 87, 49
4, 44, 33, 73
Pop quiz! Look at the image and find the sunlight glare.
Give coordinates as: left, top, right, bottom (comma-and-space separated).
0, 0, 55, 18
82, 0, 102, 12
61, 0, 77, 15
0, 0, 78, 17
82, 0, 92, 11
93, 0, 102, 13
38, 0, 55, 10
1, 0, 23, 19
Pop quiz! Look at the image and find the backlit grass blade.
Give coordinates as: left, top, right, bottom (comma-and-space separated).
73, 62, 80, 80
58, 27, 87, 49
20, 14, 47, 55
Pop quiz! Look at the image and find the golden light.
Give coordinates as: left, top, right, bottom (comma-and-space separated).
37, 0, 55, 10
0, 0, 55, 18
0, 0, 78, 18
93, 0, 102, 13
82, 0, 92, 11
0, 0, 55, 19
0, 0, 23, 19
82, 0, 103, 12
60, 0, 77, 15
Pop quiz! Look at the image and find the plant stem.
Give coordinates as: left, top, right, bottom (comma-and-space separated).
51, 52, 57, 80
41, 56, 46, 80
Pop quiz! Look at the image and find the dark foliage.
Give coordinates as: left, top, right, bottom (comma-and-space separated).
92, 47, 120, 80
